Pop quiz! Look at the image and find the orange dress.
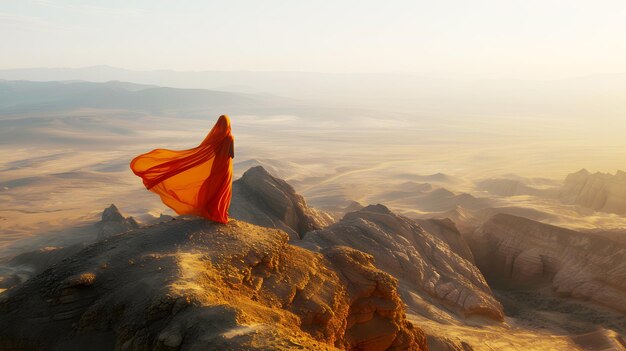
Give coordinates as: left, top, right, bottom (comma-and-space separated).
130, 115, 234, 223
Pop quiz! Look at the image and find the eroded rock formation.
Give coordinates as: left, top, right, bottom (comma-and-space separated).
231, 166, 334, 240
95, 204, 139, 240
303, 204, 504, 321
1, 205, 138, 290
415, 218, 475, 264
469, 213, 626, 313
0, 218, 426, 350
561, 169, 626, 215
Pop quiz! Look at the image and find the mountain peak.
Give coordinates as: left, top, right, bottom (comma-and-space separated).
231, 167, 333, 239
101, 204, 124, 222
96, 204, 138, 240
359, 203, 392, 215
243, 164, 270, 175
575, 168, 590, 175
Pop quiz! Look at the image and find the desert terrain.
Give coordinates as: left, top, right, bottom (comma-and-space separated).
0, 74, 625, 350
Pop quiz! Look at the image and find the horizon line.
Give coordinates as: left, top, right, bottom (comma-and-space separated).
2, 64, 626, 82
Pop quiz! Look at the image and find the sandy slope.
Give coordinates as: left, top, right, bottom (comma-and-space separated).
409, 314, 581, 351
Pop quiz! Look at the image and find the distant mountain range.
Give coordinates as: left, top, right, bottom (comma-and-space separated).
0, 80, 281, 115
2, 66, 626, 116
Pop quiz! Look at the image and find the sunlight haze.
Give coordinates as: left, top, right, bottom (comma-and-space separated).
1, 2, 626, 349
1, 0, 626, 79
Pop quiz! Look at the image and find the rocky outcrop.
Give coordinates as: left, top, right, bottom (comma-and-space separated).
95, 204, 139, 240
303, 204, 504, 321
231, 166, 334, 240
0, 218, 426, 350
323, 247, 427, 350
0, 244, 87, 290
561, 169, 626, 215
469, 213, 626, 313
1, 205, 138, 290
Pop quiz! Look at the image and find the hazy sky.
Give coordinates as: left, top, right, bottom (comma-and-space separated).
1, 0, 626, 79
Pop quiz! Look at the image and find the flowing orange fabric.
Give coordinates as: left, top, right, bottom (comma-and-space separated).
130, 115, 234, 223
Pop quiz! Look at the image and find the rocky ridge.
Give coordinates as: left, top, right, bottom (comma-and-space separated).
561, 169, 626, 215
95, 204, 139, 240
469, 213, 626, 314
231, 166, 334, 240
0, 219, 426, 350
302, 204, 504, 321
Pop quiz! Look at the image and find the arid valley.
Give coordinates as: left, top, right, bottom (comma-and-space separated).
0, 70, 624, 350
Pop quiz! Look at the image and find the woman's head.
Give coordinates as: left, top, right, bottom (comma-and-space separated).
216, 114, 231, 134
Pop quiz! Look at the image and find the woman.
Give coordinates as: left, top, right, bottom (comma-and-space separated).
130, 115, 234, 223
